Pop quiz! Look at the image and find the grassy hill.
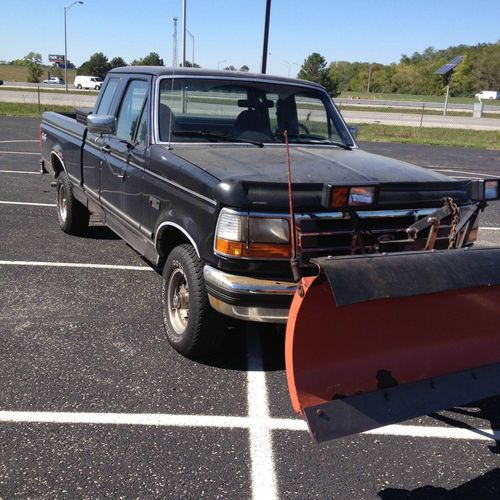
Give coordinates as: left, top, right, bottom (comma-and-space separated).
0, 64, 78, 83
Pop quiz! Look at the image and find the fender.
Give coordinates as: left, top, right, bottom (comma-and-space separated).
155, 221, 201, 258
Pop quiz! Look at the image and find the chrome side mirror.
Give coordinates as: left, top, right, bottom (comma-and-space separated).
87, 114, 115, 135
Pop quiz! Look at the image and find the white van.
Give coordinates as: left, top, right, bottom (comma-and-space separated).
74, 76, 103, 90
475, 91, 500, 100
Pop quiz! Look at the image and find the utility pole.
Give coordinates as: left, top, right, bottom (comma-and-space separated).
64, 1, 83, 94
181, 0, 187, 67
261, 0, 271, 73
172, 17, 178, 67
367, 64, 372, 93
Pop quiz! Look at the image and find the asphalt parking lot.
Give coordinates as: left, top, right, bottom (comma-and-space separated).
1, 115, 500, 499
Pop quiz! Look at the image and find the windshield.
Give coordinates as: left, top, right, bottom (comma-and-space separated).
157, 78, 353, 147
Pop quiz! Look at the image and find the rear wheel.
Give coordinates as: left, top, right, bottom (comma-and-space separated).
76, 84, 82, 89
56, 172, 90, 234
162, 244, 224, 358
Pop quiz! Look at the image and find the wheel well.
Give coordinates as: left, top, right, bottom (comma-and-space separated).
51, 153, 64, 178
156, 225, 193, 265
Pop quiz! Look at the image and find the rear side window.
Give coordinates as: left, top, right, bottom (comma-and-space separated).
115, 80, 148, 142
96, 77, 120, 115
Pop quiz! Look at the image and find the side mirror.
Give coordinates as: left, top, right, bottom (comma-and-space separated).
87, 114, 115, 135
348, 125, 358, 138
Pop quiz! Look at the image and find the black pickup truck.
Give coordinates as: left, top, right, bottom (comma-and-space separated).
40, 66, 498, 358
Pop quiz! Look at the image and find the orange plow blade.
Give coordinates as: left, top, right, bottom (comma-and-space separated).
285, 248, 500, 442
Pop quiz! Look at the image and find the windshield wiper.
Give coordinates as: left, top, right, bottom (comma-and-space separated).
172, 130, 264, 148
292, 138, 352, 150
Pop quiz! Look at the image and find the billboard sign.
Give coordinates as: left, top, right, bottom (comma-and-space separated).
48, 54, 65, 63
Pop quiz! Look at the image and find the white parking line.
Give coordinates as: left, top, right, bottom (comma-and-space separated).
0, 260, 154, 271
0, 170, 40, 175
0, 201, 56, 207
480, 227, 500, 231
0, 140, 38, 143
246, 327, 278, 500
429, 167, 495, 177
0, 410, 498, 442
0, 151, 40, 155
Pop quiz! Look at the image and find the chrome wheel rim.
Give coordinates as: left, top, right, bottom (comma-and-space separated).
57, 183, 68, 222
167, 268, 189, 334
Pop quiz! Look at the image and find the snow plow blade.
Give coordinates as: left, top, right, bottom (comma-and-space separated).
285, 248, 500, 443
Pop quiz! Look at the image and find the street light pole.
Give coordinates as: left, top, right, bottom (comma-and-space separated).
261, 0, 272, 73
186, 29, 194, 66
181, 0, 187, 67
217, 60, 227, 70
64, 1, 83, 94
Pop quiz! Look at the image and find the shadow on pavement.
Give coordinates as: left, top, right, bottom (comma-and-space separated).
379, 468, 500, 499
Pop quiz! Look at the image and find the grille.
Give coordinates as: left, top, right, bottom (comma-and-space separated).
295, 209, 454, 265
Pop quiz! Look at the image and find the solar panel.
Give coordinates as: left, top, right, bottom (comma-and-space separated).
435, 55, 464, 75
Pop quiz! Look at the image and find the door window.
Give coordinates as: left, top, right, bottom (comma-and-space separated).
96, 77, 120, 114
115, 80, 148, 142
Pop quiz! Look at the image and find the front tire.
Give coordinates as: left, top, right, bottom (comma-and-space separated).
56, 172, 90, 235
162, 244, 223, 358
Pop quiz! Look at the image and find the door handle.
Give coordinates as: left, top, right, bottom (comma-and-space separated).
100, 144, 111, 153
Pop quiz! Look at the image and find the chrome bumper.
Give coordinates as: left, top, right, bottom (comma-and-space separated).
203, 265, 297, 323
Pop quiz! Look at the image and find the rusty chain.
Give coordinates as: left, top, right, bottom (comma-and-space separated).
445, 197, 460, 249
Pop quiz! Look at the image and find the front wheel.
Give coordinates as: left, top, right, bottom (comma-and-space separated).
162, 244, 224, 358
56, 172, 90, 234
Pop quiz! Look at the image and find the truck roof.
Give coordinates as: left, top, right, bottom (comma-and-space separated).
108, 65, 324, 90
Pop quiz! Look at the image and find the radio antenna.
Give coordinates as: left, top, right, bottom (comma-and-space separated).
284, 130, 301, 282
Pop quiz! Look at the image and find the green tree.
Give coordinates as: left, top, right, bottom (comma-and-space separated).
23, 52, 43, 83
298, 53, 337, 95
78, 52, 111, 79
110, 56, 127, 69
223, 65, 237, 71
183, 60, 201, 68
239, 65, 250, 72
132, 52, 163, 66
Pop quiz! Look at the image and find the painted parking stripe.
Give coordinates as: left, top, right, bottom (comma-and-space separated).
480, 227, 500, 231
0, 410, 498, 442
428, 167, 495, 177
246, 327, 278, 500
0, 140, 39, 143
0, 201, 56, 207
0, 170, 40, 175
0, 151, 40, 155
0, 260, 154, 271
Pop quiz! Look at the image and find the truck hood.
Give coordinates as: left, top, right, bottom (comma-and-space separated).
171, 144, 449, 184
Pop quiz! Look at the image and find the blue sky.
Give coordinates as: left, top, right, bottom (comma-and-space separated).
1, 0, 499, 76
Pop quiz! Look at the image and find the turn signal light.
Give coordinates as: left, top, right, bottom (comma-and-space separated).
216, 238, 291, 259
215, 238, 244, 257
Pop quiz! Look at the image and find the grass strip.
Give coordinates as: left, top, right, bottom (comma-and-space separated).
0, 102, 75, 117
356, 124, 500, 150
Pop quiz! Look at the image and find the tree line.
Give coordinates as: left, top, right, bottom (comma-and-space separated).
298, 42, 499, 97
9, 52, 251, 82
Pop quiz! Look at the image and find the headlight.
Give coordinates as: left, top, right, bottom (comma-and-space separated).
215, 209, 291, 259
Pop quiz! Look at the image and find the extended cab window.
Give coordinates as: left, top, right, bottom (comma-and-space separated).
96, 77, 119, 114
115, 80, 148, 142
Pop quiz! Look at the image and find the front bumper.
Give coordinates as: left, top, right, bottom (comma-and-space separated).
203, 265, 297, 323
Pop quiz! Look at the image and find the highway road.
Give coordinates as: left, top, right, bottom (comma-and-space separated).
1, 88, 500, 130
